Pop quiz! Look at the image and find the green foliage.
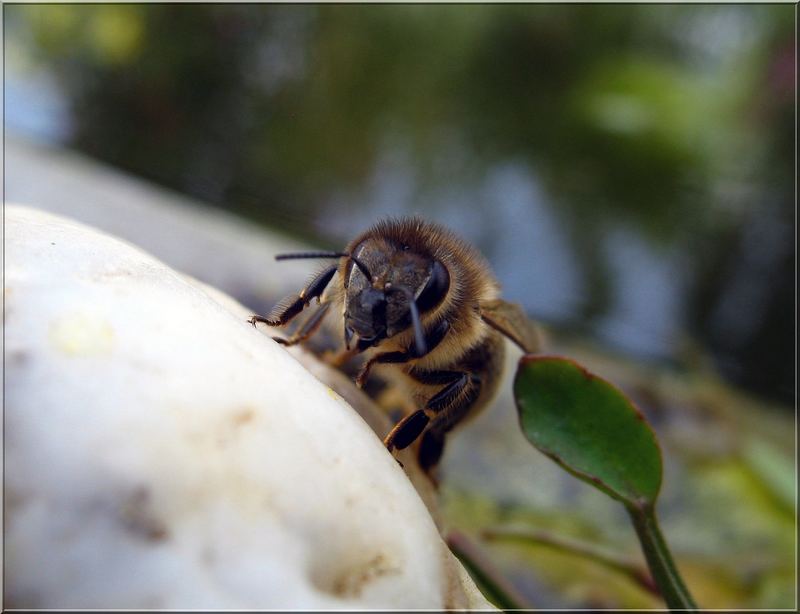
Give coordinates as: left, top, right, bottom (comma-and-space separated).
8, 4, 793, 242
515, 355, 662, 507
441, 338, 795, 609
513, 355, 698, 610
7, 7, 795, 401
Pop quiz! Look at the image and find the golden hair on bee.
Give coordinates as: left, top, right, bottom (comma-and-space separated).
248, 216, 540, 472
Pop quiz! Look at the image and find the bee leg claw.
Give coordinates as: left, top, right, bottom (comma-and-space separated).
355, 362, 372, 389
248, 315, 271, 327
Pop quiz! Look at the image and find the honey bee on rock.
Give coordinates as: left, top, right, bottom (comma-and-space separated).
248, 217, 540, 471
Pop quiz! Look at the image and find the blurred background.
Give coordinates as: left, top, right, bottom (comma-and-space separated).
5, 4, 796, 610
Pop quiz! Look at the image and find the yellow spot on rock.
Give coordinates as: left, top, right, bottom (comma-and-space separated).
326, 387, 341, 401
50, 312, 114, 356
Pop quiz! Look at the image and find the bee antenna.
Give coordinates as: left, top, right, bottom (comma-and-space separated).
275, 251, 373, 281
392, 286, 427, 356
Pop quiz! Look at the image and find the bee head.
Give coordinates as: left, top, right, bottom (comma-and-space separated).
344, 239, 450, 352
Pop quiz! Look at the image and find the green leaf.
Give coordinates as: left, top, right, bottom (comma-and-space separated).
514, 355, 662, 508
513, 356, 698, 610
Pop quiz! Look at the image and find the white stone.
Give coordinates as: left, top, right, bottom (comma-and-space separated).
3, 205, 493, 610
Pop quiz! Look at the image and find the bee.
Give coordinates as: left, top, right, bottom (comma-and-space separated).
248, 217, 540, 471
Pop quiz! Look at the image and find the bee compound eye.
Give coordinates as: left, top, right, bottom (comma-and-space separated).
416, 260, 450, 312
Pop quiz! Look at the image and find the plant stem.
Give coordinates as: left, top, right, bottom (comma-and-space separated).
482, 525, 659, 597
446, 530, 533, 611
627, 504, 698, 611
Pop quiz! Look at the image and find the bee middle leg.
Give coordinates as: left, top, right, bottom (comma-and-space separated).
383, 369, 480, 464
417, 385, 479, 471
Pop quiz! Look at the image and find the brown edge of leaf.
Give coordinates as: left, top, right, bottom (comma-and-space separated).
515, 354, 664, 509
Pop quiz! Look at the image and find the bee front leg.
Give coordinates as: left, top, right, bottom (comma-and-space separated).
273, 302, 331, 347
355, 351, 409, 388
355, 319, 450, 388
248, 264, 337, 328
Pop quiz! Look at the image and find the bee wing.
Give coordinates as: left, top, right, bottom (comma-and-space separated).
479, 298, 541, 354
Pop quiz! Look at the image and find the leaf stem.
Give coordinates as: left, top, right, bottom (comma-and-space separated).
627, 504, 697, 611
482, 525, 659, 597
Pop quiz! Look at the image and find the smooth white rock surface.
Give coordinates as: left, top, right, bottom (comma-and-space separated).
3, 205, 493, 610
